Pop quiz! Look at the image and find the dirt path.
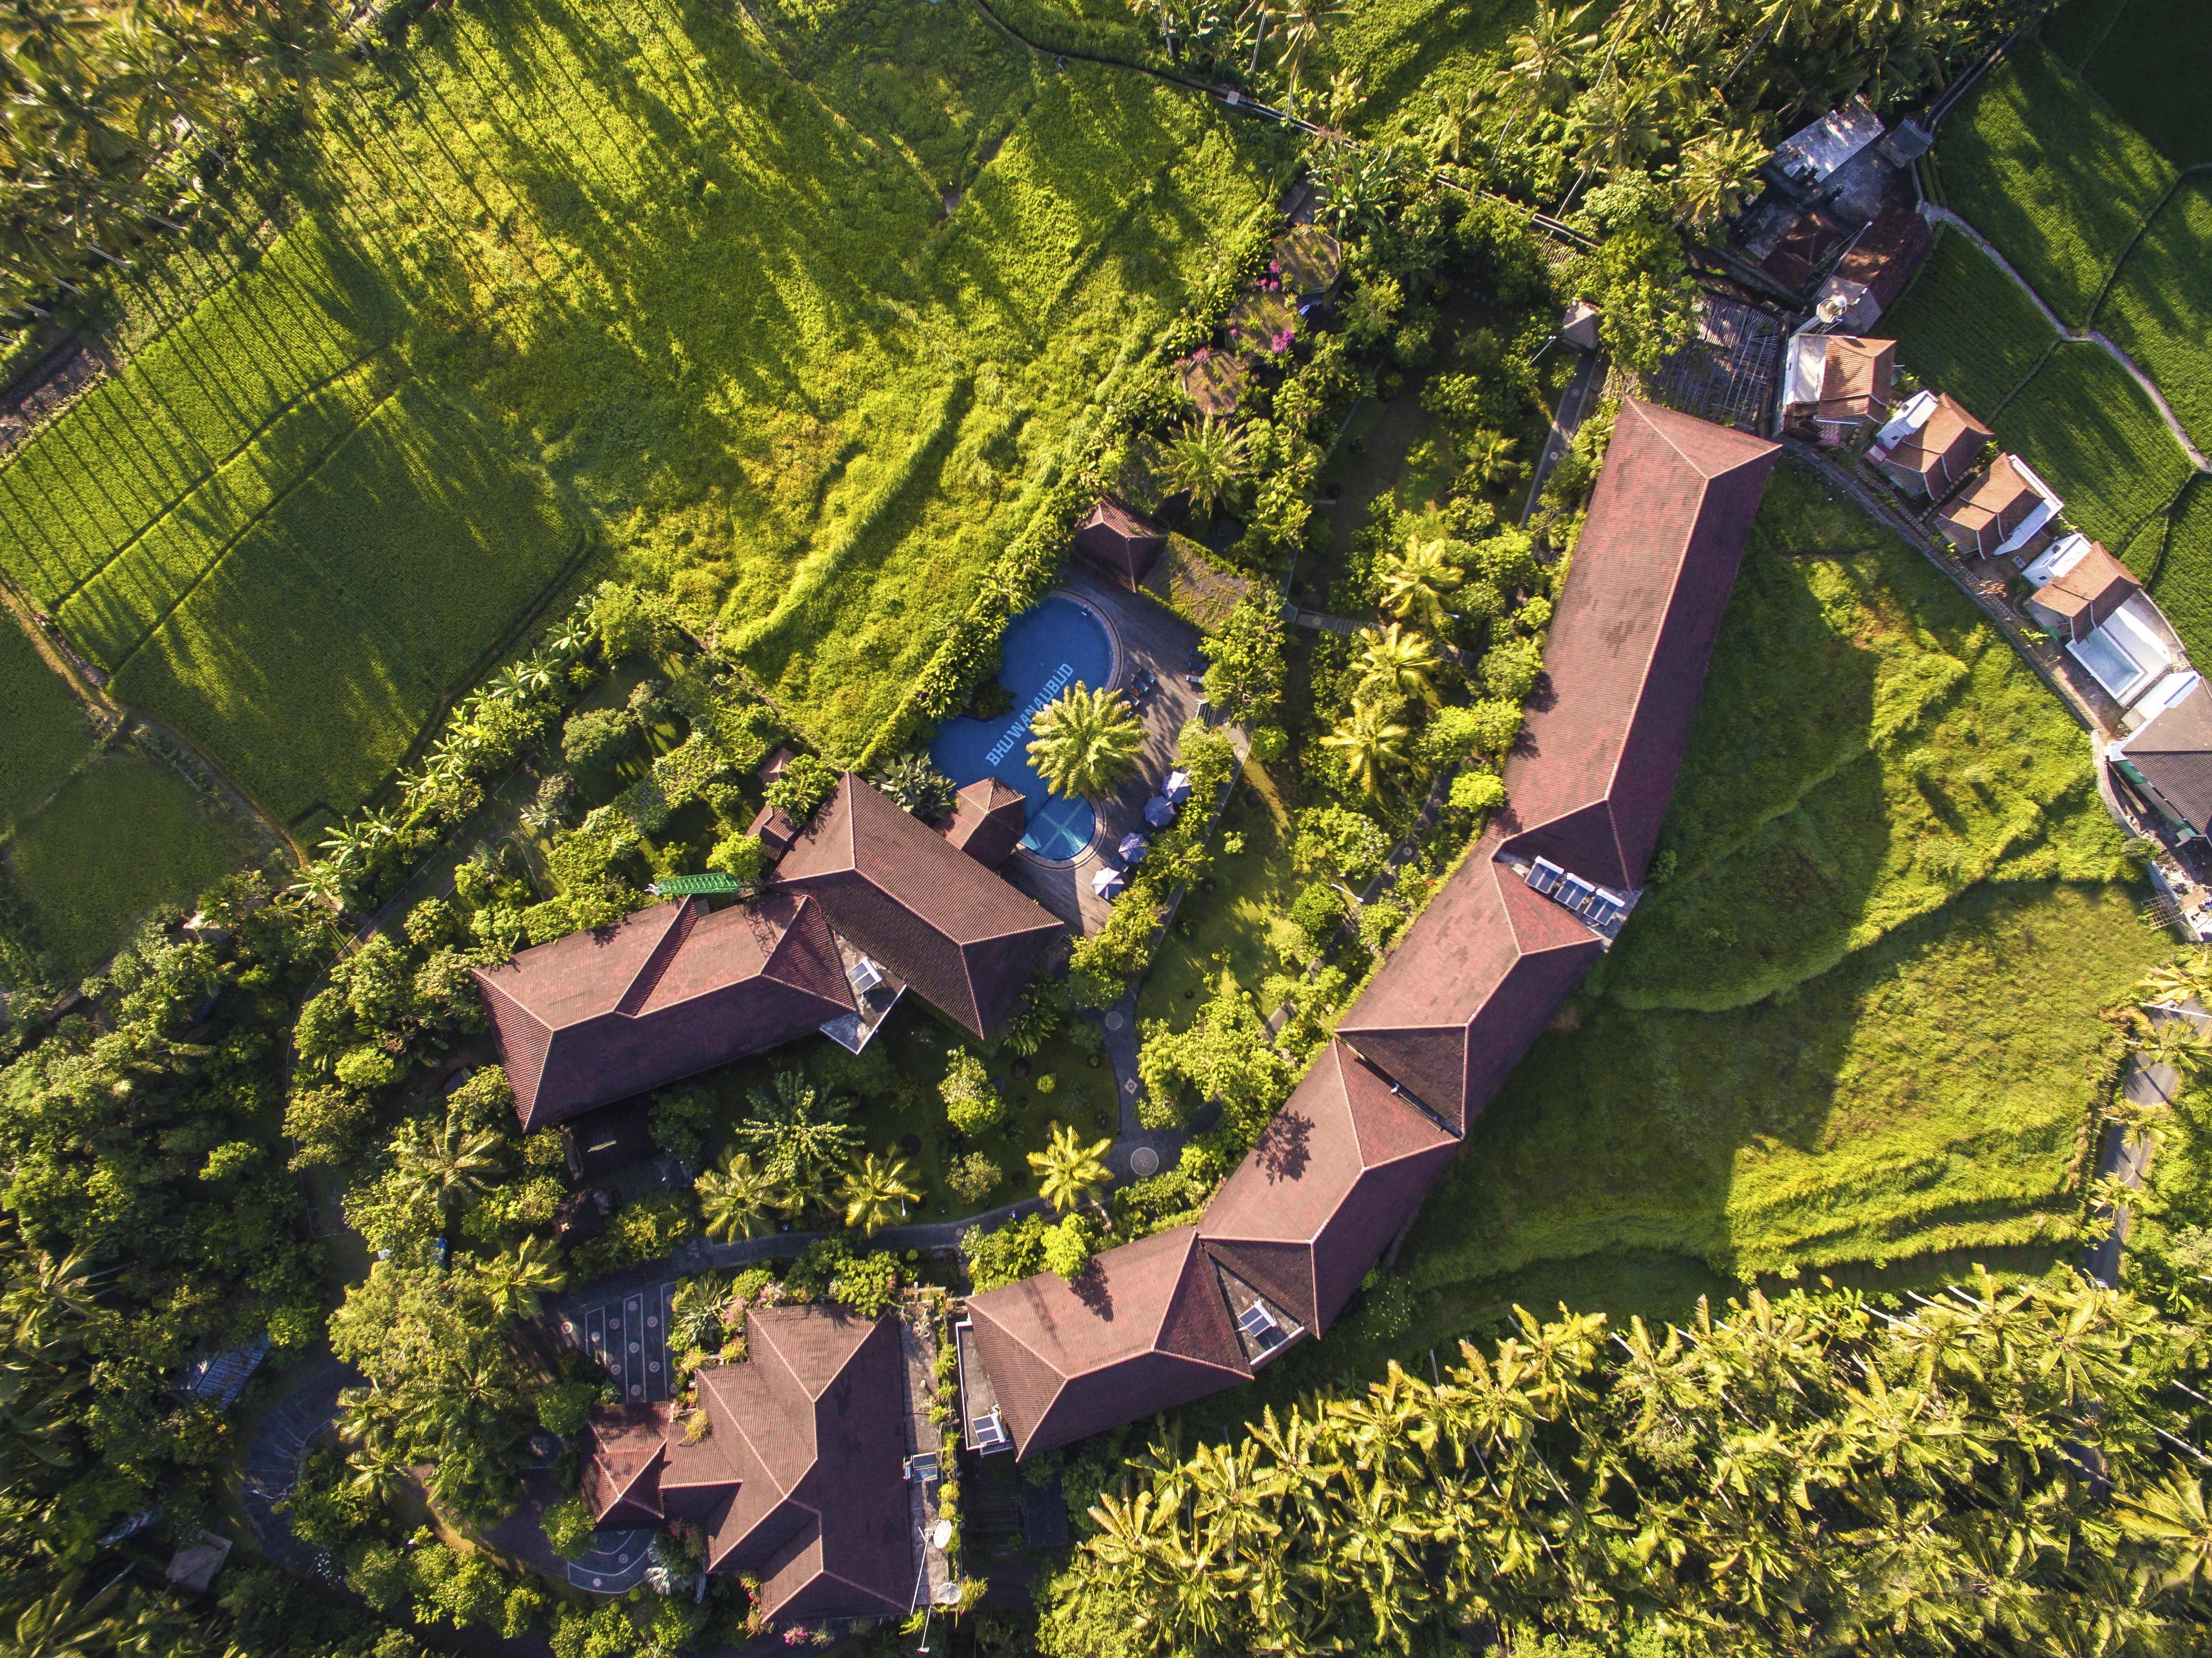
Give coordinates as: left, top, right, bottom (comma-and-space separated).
1921, 204, 2211, 473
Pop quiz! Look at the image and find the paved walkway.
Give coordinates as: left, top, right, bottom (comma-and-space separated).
2083, 1006, 2184, 1287
1921, 203, 2210, 473
1522, 346, 1610, 523
240, 1356, 357, 1581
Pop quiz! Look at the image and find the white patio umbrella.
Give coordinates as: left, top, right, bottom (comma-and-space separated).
1117, 832, 1149, 863
1163, 769, 1192, 805
1144, 795, 1176, 828
1091, 864, 1128, 898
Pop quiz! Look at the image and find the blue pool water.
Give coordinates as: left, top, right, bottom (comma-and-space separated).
929, 595, 1114, 862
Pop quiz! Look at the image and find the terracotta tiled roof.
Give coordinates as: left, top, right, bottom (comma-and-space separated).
1334, 829, 1605, 1132
473, 895, 857, 1132
1878, 393, 1990, 495
1937, 453, 2045, 556
1834, 203, 1933, 313
1071, 497, 1166, 590
943, 776, 1028, 869
1198, 1040, 1458, 1335
585, 1308, 910, 1623
2119, 680, 2212, 833
2031, 540, 2137, 642
773, 775, 1063, 1040
583, 1402, 671, 1527
964, 1225, 1251, 1456
1811, 336, 1894, 421
1496, 399, 1780, 893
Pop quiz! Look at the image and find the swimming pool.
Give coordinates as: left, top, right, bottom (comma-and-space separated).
929, 594, 1115, 862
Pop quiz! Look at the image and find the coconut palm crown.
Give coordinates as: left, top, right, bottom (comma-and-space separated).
1027, 682, 1144, 801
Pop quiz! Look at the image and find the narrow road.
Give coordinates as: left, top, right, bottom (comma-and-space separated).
1523, 347, 1609, 524
1921, 204, 2210, 473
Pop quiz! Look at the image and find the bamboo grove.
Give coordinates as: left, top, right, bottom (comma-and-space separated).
1040, 1271, 2212, 1657
0, 0, 352, 318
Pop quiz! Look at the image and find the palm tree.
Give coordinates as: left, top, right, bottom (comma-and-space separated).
1355, 625, 1441, 710
1164, 416, 1249, 514
1322, 702, 1410, 794
840, 1153, 921, 1237
1675, 127, 1770, 230
1502, 0, 1596, 135
733, 1074, 859, 1214
698, 1149, 779, 1241
392, 1117, 503, 1221
1379, 539, 1462, 632
1461, 429, 1520, 493
1029, 1124, 1113, 1214
477, 1236, 565, 1321
1028, 683, 1145, 801
873, 752, 957, 821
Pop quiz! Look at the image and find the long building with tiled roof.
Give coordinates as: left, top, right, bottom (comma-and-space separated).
473, 893, 857, 1133
956, 400, 1779, 1456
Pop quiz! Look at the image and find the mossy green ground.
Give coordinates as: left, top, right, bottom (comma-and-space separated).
3, 750, 259, 980
1393, 464, 2160, 1311
1, 0, 1285, 825
0, 618, 98, 840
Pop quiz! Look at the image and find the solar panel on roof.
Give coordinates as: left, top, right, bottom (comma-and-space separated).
1528, 858, 1565, 895
1237, 1302, 1289, 1354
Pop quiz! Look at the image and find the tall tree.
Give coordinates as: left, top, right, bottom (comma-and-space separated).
1028, 683, 1145, 801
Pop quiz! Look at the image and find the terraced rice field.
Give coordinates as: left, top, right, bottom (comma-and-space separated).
0, 618, 98, 841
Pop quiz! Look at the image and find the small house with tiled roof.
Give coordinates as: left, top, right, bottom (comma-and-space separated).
1071, 498, 1167, 591
2113, 674, 2212, 838
1867, 391, 1991, 498
2023, 534, 2138, 644
961, 1225, 1252, 1457
472, 894, 856, 1132
1779, 334, 1894, 443
1937, 452, 2062, 560
942, 776, 1027, 869
582, 1307, 910, 1624
1197, 1040, 1458, 1345
772, 774, 1062, 1042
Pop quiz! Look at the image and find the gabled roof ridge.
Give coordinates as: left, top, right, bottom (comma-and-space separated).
1630, 398, 1779, 483
612, 900, 696, 1017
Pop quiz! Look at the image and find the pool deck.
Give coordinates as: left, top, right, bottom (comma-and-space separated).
1001, 567, 1221, 936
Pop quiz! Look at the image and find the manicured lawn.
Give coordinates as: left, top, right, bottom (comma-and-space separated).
6, 0, 1283, 826
1395, 462, 2164, 1303
1929, 45, 2169, 327
4, 750, 260, 980
1135, 760, 1300, 1021
0, 617, 97, 840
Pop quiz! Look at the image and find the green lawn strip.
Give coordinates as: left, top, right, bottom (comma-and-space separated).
1395, 463, 2158, 1303
1932, 45, 2173, 327
2096, 177, 2212, 451
0, 616, 99, 839
2142, 477, 2212, 663
2055, 0, 2212, 167
3, 750, 258, 980
0, 219, 395, 608
1136, 761, 1301, 1022
1334, 0, 1532, 128
1879, 228, 2054, 413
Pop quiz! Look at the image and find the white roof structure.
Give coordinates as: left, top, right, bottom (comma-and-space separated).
2070, 595, 2179, 708
2023, 530, 2096, 587
1993, 457, 2063, 560
1773, 99, 1885, 185
1872, 388, 1937, 448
